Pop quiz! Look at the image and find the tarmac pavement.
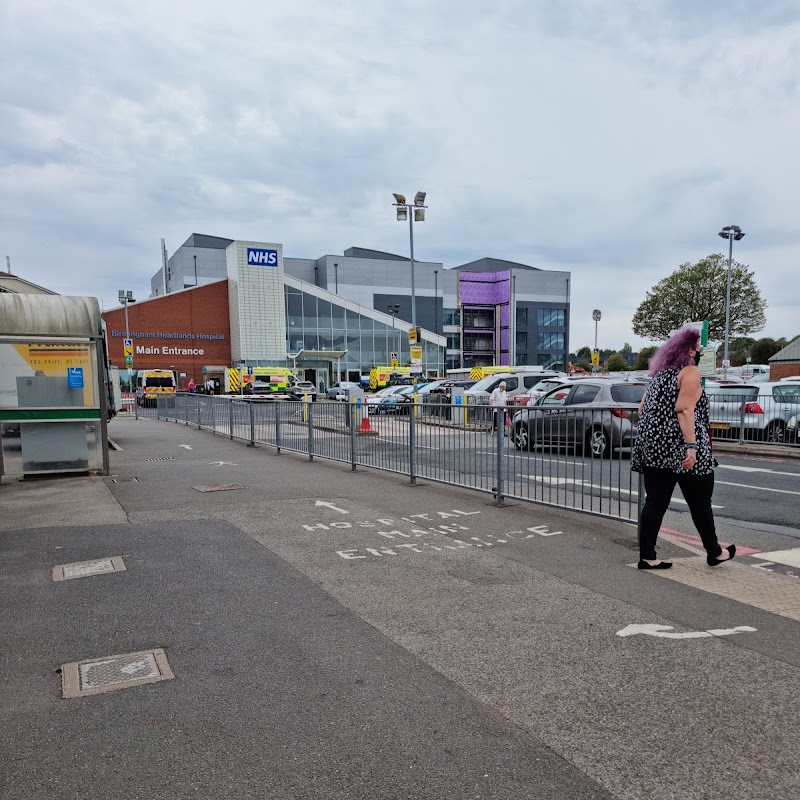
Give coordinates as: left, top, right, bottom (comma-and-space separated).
1, 415, 799, 799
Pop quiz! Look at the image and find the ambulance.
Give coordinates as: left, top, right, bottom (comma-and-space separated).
136, 369, 177, 406
225, 367, 298, 395
369, 366, 411, 390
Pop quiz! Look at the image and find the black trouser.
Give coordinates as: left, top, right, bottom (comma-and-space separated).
639, 468, 722, 560
491, 408, 504, 431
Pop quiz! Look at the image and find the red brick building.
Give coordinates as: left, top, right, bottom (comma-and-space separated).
102, 281, 231, 389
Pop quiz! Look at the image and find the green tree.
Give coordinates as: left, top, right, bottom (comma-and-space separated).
634, 346, 657, 371
632, 254, 766, 341
605, 353, 629, 372
750, 337, 782, 364
574, 346, 591, 360
575, 360, 592, 372
730, 336, 756, 352
620, 342, 633, 353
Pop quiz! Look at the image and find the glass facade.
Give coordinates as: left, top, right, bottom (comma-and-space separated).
284, 286, 443, 374
538, 308, 566, 327
537, 332, 565, 350
443, 308, 461, 326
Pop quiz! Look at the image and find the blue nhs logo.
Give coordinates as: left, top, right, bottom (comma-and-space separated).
246, 248, 279, 267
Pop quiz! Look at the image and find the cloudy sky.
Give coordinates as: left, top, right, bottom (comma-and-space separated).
2, 0, 798, 351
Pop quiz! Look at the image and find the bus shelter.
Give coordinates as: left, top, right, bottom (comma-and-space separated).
0, 295, 110, 478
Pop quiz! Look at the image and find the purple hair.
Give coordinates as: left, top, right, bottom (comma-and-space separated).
648, 327, 701, 376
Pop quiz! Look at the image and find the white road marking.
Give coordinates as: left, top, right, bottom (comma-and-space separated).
715, 480, 800, 496
751, 548, 800, 568
179, 444, 193, 450
616, 623, 756, 640
209, 461, 238, 466
315, 501, 349, 514
718, 464, 799, 477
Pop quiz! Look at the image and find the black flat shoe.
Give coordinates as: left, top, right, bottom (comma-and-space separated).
707, 544, 736, 567
638, 560, 673, 570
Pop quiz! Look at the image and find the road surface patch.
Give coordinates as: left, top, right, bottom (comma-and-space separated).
751, 548, 800, 569
52, 557, 127, 582
192, 483, 246, 493
61, 648, 174, 698
637, 556, 800, 621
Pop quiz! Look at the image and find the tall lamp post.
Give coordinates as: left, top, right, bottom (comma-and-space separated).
118, 289, 136, 390
592, 309, 601, 373
434, 269, 439, 376
392, 191, 427, 328
717, 224, 745, 378
387, 303, 400, 364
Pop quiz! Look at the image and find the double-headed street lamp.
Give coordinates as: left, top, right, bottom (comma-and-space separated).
118, 289, 136, 389
717, 224, 745, 378
392, 191, 427, 328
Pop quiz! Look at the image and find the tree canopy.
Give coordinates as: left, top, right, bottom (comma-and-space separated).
632, 254, 767, 341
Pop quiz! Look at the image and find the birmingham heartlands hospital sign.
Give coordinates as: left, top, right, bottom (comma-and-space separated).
247, 248, 279, 267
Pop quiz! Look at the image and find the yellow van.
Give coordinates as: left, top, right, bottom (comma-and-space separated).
136, 370, 176, 406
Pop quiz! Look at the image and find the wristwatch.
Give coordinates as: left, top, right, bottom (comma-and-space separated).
685, 443, 698, 450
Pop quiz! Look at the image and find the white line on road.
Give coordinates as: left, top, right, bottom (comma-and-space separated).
718, 464, 799, 477
179, 444, 193, 450
715, 480, 800, 496
616, 623, 757, 639
315, 501, 349, 514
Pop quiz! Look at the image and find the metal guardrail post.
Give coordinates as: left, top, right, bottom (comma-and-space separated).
197, 396, 202, 428
409, 401, 417, 485
738, 402, 746, 444
185, 395, 190, 426
134, 395, 139, 420
275, 404, 282, 453
229, 399, 234, 440
211, 396, 217, 434
495, 408, 505, 506
350, 399, 357, 471
248, 400, 255, 446
308, 399, 314, 461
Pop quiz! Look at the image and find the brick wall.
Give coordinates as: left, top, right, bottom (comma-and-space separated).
769, 363, 800, 381
102, 282, 231, 388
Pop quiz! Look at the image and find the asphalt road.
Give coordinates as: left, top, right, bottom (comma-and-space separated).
3, 415, 799, 799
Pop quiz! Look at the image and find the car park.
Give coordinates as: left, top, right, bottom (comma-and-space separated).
706, 381, 800, 443
510, 378, 648, 457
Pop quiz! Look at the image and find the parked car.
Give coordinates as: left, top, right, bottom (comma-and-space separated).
366, 385, 406, 413
706, 381, 800, 443
287, 381, 317, 401
382, 384, 430, 414
516, 376, 571, 406
466, 371, 568, 406
786, 413, 799, 444
510, 378, 648, 457
326, 381, 359, 400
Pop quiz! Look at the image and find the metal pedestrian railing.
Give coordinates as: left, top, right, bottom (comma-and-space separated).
149, 394, 650, 524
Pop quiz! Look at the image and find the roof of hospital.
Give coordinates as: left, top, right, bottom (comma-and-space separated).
453, 257, 540, 272
769, 336, 800, 363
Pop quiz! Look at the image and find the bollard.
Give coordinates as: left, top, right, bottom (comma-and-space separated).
495, 407, 505, 505
350, 398, 357, 471
307, 398, 314, 461
248, 400, 255, 446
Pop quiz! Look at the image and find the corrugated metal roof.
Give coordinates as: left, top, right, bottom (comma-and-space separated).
769, 336, 800, 363
0, 294, 101, 337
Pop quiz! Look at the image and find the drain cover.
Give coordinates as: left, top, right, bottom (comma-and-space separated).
53, 556, 127, 582
145, 457, 174, 462
61, 648, 174, 698
192, 483, 246, 493
109, 477, 140, 483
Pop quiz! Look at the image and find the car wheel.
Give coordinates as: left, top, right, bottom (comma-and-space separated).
587, 427, 610, 458
513, 422, 529, 451
765, 420, 786, 444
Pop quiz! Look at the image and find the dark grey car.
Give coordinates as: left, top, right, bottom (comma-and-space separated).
510, 379, 647, 457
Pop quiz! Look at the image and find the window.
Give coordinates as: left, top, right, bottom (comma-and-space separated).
538, 308, 566, 327
443, 308, 461, 326
541, 388, 570, 407
516, 352, 527, 366
516, 307, 528, 326
523, 375, 547, 389
537, 332, 565, 350
570, 385, 601, 404
516, 331, 527, 351
446, 333, 460, 350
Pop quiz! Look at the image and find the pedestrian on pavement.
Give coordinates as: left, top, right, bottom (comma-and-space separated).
188, 379, 195, 393
489, 381, 508, 431
632, 327, 735, 570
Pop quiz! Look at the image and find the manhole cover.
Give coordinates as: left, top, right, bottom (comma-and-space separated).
145, 457, 174, 462
53, 556, 127, 582
61, 648, 174, 698
192, 483, 246, 493
109, 477, 140, 483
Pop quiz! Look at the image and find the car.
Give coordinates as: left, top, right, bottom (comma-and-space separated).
516, 376, 571, 406
326, 381, 359, 400
706, 381, 800, 444
381, 384, 430, 414
465, 370, 568, 406
510, 378, 648, 457
287, 381, 317, 401
787, 413, 799, 444
366, 385, 406, 413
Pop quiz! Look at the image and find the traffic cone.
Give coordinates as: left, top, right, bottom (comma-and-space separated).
358, 407, 373, 433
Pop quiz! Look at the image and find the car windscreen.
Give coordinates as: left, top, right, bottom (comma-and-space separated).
610, 384, 647, 403
470, 375, 512, 392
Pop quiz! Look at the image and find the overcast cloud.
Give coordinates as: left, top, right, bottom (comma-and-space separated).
2, 0, 798, 351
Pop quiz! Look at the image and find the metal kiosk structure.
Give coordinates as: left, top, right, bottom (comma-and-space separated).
0, 295, 111, 478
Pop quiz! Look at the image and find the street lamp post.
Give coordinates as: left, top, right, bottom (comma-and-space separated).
392, 191, 427, 329
434, 269, 439, 376
118, 289, 136, 390
592, 309, 601, 373
387, 304, 400, 364
717, 224, 745, 379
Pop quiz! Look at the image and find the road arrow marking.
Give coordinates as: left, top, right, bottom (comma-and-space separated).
179, 445, 193, 450
209, 461, 238, 466
315, 501, 349, 514
616, 623, 756, 639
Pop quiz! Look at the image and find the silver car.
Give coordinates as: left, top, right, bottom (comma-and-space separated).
510, 379, 648, 457
707, 381, 800, 444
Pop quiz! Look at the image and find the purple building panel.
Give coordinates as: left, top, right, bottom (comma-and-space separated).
458, 271, 511, 305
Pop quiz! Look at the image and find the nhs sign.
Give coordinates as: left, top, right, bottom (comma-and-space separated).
246, 248, 279, 267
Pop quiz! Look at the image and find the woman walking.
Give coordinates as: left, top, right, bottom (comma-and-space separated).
632, 327, 735, 570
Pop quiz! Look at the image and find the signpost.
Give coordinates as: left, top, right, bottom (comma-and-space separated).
410, 345, 422, 376
390, 352, 398, 368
